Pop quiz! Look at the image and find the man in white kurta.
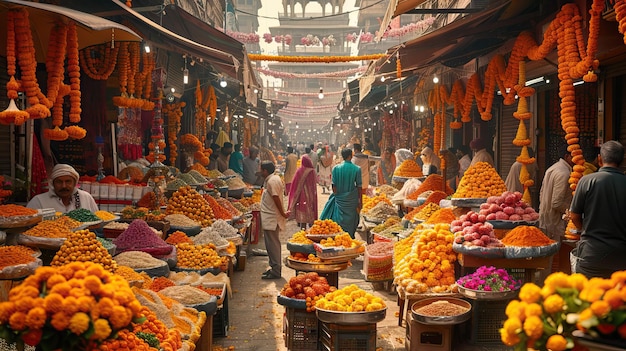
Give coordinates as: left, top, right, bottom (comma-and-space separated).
259, 161, 288, 279
469, 138, 494, 167
27, 164, 98, 214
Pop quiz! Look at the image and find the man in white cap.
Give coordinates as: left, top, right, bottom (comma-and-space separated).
27, 164, 98, 213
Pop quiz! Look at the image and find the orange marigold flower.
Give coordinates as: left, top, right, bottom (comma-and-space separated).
97, 297, 115, 318
110, 305, 130, 329
543, 294, 565, 314
568, 273, 588, 291
0, 302, 16, 323
602, 289, 623, 309
83, 275, 103, 294
46, 273, 67, 289
546, 334, 568, 351
502, 317, 522, 335
25, 307, 47, 329
523, 315, 543, 340
49, 281, 72, 297
85, 263, 106, 279
62, 296, 80, 316
525, 303, 543, 317
8, 311, 27, 331
69, 312, 90, 335
76, 295, 94, 313
14, 296, 34, 313
519, 283, 541, 304
43, 293, 64, 314
590, 300, 611, 318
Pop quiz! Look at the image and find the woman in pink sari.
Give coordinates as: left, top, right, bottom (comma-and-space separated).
288, 154, 318, 230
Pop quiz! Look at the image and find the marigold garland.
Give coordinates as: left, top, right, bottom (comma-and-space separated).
163, 101, 185, 165
66, 22, 81, 124
79, 43, 119, 80
248, 53, 386, 62
65, 125, 87, 140
207, 85, 217, 126
43, 125, 69, 141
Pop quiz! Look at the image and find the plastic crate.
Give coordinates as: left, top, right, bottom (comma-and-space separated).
320, 322, 376, 351
284, 307, 319, 350
212, 294, 229, 337
470, 299, 511, 344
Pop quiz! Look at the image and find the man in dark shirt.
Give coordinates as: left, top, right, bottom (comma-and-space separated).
570, 140, 626, 278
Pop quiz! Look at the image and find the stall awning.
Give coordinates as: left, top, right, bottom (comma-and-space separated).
111, 0, 242, 79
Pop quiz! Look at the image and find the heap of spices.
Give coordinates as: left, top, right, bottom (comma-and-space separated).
501, 225, 554, 247
426, 208, 457, 224
414, 300, 469, 316
114, 219, 170, 252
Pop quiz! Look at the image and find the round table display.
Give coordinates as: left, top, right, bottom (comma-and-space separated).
452, 243, 506, 258
457, 285, 520, 300
410, 297, 472, 325
316, 307, 387, 325
504, 241, 561, 259
285, 257, 350, 273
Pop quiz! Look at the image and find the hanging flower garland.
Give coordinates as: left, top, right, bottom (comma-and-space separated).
207, 85, 217, 126
383, 17, 436, 39
194, 80, 207, 141
257, 66, 366, 79
396, 54, 402, 79
163, 101, 185, 164
79, 43, 119, 80
0, 11, 28, 125
113, 42, 150, 109
226, 30, 260, 44
512, 61, 536, 204
146, 140, 166, 163
66, 22, 81, 124
179, 133, 208, 166
248, 53, 386, 63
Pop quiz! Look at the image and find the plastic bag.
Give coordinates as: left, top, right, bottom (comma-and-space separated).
392, 178, 422, 205
395, 148, 415, 164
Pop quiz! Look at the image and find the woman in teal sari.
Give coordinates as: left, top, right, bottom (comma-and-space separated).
320, 148, 362, 238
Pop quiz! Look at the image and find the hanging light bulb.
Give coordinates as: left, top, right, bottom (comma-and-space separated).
419, 106, 425, 113
219, 76, 227, 88
224, 115, 229, 123
182, 56, 189, 85
380, 76, 386, 82
144, 42, 151, 53
433, 76, 439, 84
318, 87, 324, 99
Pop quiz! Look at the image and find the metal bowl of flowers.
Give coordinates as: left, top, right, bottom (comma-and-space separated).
456, 265, 522, 300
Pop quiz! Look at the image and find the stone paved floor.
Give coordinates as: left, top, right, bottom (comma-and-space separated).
210, 185, 512, 351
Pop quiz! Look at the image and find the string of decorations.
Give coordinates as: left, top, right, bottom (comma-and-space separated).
276, 89, 344, 97
257, 66, 367, 79
248, 53, 386, 63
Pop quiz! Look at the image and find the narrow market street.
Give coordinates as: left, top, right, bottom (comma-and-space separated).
211, 185, 511, 351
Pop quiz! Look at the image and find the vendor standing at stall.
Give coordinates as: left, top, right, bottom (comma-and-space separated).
260, 161, 289, 279
27, 164, 98, 213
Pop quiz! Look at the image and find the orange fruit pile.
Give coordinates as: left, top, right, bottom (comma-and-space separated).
309, 219, 343, 235
166, 186, 214, 226
51, 229, 117, 272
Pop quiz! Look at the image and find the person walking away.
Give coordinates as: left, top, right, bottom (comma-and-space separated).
243, 146, 262, 185
320, 148, 363, 239
283, 146, 298, 195
259, 161, 289, 279
469, 138, 494, 167
505, 147, 538, 195
308, 144, 319, 170
570, 140, 626, 278
377, 147, 396, 185
420, 146, 441, 176
352, 143, 370, 192
538, 147, 574, 277
318, 146, 334, 194
288, 155, 318, 230
229, 144, 244, 177
217, 142, 233, 173
27, 164, 98, 213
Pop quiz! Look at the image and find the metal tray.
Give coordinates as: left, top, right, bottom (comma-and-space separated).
457, 285, 519, 300
411, 297, 472, 325
450, 198, 487, 208
316, 307, 386, 325
284, 257, 349, 272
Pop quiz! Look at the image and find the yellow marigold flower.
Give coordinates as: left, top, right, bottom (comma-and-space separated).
525, 303, 543, 317
99, 284, 116, 298
590, 300, 611, 317
602, 289, 623, 309
545, 272, 571, 290
127, 300, 143, 316
92, 318, 112, 340
62, 296, 79, 316
505, 300, 522, 319
43, 293, 64, 314
25, 307, 47, 329
543, 294, 565, 314
500, 328, 521, 346
568, 273, 588, 291
113, 290, 134, 305
541, 284, 555, 299
76, 296, 94, 313
83, 275, 102, 294
68, 278, 84, 289
0, 301, 16, 323
523, 315, 544, 340
69, 312, 91, 335
8, 311, 27, 331
519, 283, 542, 303
49, 282, 72, 297
580, 287, 605, 303
85, 263, 106, 279
619, 286, 626, 301
14, 296, 34, 313
12, 285, 39, 300
502, 317, 522, 335
58, 266, 76, 280
34, 266, 57, 283
546, 334, 568, 351
610, 270, 626, 286
46, 273, 67, 289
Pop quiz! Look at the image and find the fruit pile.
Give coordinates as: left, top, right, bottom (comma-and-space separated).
393, 224, 457, 294
453, 162, 507, 198
393, 159, 423, 177
175, 242, 228, 270
362, 193, 393, 213
288, 252, 321, 262
288, 230, 313, 244
280, 272, 335, 312
478, 191, 539, 221
451, 211, 503, 248
308, 219, 343, 235
166, 186, 214, 227
315, 284, 386, 312
51, 229, 117, 272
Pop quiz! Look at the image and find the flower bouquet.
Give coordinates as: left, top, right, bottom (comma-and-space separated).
456, 266, 522, 300
0, 262, 146, 351
500, 271, 626, 351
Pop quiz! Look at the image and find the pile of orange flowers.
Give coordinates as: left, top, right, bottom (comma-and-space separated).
0, 262, 145, 350
179, 134, 209, 166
